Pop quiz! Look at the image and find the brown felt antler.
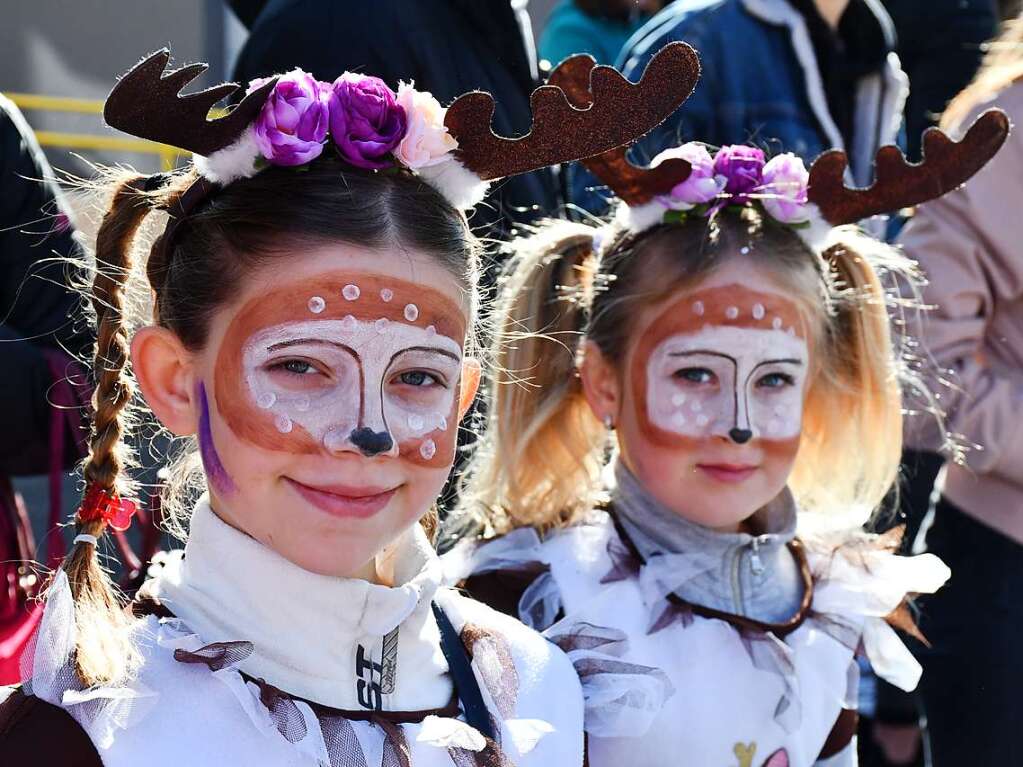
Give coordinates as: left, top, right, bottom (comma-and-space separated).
104, 49, 277, 157
807, 109, 1010, 225
445, 41, 701, 182
547, 52, 695, 205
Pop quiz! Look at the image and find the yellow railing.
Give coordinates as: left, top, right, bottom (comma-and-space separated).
5, 92, 188, 171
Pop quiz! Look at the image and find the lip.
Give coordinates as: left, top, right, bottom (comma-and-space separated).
696, 463, 758, 483
285, 477, 398, 519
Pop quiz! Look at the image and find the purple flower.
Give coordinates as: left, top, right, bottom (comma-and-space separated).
654, 142, 726, 209
251, 70, 329, 166
713, 145, 766, 203
758, 153, 810, 224
328, 73, 407, 170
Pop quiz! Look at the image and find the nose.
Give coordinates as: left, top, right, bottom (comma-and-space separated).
728, 427, 753, 444
349, 427, 394, 457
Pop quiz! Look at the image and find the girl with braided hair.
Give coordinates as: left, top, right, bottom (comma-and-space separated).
0, 42, 699, 764
445, 53, 1009, 767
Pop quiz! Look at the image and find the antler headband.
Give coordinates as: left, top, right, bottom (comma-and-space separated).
547, 52, 1010, 239
103, 44, 701, 215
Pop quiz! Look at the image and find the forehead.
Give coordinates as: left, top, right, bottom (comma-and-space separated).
222, 271, 467, 345
653, 324, 808, 362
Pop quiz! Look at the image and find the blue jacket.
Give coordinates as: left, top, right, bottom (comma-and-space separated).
569, 0, 906, 212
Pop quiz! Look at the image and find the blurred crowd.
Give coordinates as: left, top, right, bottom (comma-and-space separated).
2, 1, 1023, 764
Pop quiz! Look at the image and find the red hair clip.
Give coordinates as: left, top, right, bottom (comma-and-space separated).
77, 483, 139, 532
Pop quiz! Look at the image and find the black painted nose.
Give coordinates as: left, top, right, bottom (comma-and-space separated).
728, 428, 753, 444
349, 427, 394, 456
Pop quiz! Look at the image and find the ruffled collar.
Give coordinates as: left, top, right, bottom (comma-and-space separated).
143, 497, 450, 709
610, 460, 806, 624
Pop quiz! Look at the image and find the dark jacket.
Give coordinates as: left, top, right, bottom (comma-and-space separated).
230, 0, 561, 238
0, 96, 90, 476
569, 0, 906, 213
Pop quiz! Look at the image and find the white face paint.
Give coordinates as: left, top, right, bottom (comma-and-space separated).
646, 325, 809, 440
242, 318, 461, 455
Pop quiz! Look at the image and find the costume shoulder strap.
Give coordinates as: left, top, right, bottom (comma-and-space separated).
0, 685, 102, 766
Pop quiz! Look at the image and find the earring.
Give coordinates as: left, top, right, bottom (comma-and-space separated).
603, 414, 614, 430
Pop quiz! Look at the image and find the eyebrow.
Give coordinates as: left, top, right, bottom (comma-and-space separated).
267, 338, 356, 353
669, 350, 804, 367
390, 345, 461, 362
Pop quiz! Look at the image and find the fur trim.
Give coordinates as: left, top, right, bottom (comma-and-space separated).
795, 205, 835, 254
416, 157, 489, 210
193, 127, 262, 185
614, 199, 665, 233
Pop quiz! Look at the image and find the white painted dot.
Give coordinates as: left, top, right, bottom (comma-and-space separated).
426, 325, 436, 336
380, 288, 394, 302
420, 439, 436, 460
408, 414, 425, 432
257, 392, 276, 409
436, 414, 449, 431
690, 401, 703, 413
740, 246, 751, 255
725, 306, 739, 320
274, 415, 293, 434
404, 303, 420, 322
671, 412, 687, 428
341, 314, 357, 331
375, 318, 389, 333
295, 396, 310, 412
772, 317, 783, 330
752, 303, 765, 320
696, 414, 710, 427
342, 284, 361, 301
671, 393, 687, 407
692, 301, 705, 316
308, 296, 326, 314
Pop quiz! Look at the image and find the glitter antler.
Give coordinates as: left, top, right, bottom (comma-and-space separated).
104, 49, 277, 157
446, 41, 701, 181
546, 50, 697, 205
807, 109, 1010, 224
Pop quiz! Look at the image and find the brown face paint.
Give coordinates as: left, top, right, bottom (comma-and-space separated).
214, 272, 467, 467
629, 285, 810, 456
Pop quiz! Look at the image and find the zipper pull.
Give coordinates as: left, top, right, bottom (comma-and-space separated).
749, 538, 765, 577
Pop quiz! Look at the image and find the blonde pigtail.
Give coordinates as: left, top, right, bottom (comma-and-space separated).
62, 174, 154, 686
457, 221, 607, 536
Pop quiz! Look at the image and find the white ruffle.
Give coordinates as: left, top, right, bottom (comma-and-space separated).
415, 156, 489, 210
614, 199, 664, 233
807, 534, 951, 692
193, 127, 262, 185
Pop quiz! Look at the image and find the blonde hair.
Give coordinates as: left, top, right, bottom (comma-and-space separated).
944, 14, 1023, 129
455, 206, 916, 537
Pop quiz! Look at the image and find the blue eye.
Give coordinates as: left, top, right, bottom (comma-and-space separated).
270, 359, 316, 376
398, 370, 441, 387
674, 367, 716, 385
757, 372, 795, 389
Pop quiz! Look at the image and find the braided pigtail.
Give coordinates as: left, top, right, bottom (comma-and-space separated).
62, 174, 154, 686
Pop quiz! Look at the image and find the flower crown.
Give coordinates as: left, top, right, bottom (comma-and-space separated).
546, 52, 1010, 247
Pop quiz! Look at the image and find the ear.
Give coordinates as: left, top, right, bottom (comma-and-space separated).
131, 326, 199, 436
457, 357, 482, 420
579, 341, 622, 424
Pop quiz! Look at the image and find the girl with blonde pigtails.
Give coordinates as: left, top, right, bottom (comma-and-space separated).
0, 43, 697, 766
445, 52, 1010, 767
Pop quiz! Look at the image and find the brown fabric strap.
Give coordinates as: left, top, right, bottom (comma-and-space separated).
0, 686, 103, 766
606, 505, 815, 638
819, 707, 859, 758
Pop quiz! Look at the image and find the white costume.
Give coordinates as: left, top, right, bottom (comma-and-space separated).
446, 473, 949, 767
11, 499, 583, 766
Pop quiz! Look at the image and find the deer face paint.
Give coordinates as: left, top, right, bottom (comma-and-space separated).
614, 263, 814, 531
214, 273, 465, 468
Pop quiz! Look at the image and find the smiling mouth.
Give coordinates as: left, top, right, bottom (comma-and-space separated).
696, 463, 758, 483
285, 477, 399, 519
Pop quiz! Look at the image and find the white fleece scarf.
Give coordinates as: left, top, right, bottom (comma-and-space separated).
144, 498, 453, 711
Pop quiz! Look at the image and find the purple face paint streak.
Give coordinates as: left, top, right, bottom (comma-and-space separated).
198, 382, 237, 496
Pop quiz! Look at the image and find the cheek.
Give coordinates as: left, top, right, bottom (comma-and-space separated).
394, 384, 461, 467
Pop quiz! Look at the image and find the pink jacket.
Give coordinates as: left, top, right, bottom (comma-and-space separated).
898, 82, 1023, 543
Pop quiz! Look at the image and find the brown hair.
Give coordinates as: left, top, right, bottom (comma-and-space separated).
67, 156, 479, 685
455, 206, 913, 537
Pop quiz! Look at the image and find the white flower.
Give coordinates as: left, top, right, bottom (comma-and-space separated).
395, 83, 458, 169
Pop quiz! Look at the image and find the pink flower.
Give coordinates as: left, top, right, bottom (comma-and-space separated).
654, 142, 726, 209
328, 73, 406, 170
394, 83, 457, 169
758, 153, 810, 224
251, 70, 329, 166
